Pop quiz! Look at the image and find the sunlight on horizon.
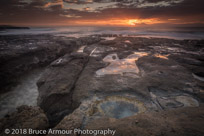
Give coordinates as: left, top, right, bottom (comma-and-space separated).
72, 18, 164, 26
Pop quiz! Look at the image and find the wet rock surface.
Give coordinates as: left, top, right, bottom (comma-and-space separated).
85, 105, 204, 136
37, 53, 89, 126
47, 35, 204, 135
0, 35, 80, 93
0, 34, 204, 135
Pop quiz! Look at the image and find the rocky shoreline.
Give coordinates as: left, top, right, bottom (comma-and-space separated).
0, 34, 204, 136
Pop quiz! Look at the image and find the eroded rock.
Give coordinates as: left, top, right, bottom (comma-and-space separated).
34, 36, 203, 135
37, 53, 89, 126
84, 105, 204, 136
0, 105, 48, 136
0, 35, 79, 94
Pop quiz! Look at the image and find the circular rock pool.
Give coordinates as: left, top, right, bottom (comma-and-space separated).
92, 96, 146, 119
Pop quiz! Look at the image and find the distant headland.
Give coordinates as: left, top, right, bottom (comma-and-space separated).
0, 25, 30, 30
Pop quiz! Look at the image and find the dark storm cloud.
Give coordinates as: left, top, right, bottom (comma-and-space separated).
63, 0, 93, 4
63, 0, 204, 21
0, 0, 67, 25
135, 0, 204, 19
0, 0, 204, 25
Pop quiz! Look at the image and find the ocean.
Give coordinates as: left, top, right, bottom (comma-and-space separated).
0, 26, 204, 40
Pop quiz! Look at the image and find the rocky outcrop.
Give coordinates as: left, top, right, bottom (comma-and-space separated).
0, 35, 79, 93
0, 105, 48, 136
37, 53, 89, 126
47, 108, 85, 136
84, 105, 204, 136
51, 105, 204, 136
29, 35, 204, 135
1, 35, 203, 135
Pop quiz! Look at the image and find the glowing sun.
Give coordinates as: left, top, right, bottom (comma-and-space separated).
128, 20, 139, 26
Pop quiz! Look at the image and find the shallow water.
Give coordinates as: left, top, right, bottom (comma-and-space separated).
124, 40, 132, 43
154, 54, 169, 60
97, 96, 146, 119
102, 37, 116, 41
100, 101, 139, 119
77, 46, 86, 53
175, 96, 199, 107
150, 88, 199, 109
96, 52, 148, 76
0, 69, 44, 118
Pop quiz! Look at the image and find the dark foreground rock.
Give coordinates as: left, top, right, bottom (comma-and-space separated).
0, 35, 79, 93
0, 105, 48, 136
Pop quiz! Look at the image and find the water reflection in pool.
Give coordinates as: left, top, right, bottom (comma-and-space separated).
96, 52, 148, 76
96, 96, 146, 119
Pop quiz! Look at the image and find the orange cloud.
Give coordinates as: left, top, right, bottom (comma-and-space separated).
44, 0, 64, 8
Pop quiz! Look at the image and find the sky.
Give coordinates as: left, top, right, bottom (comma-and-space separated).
0, 0, 204, 27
